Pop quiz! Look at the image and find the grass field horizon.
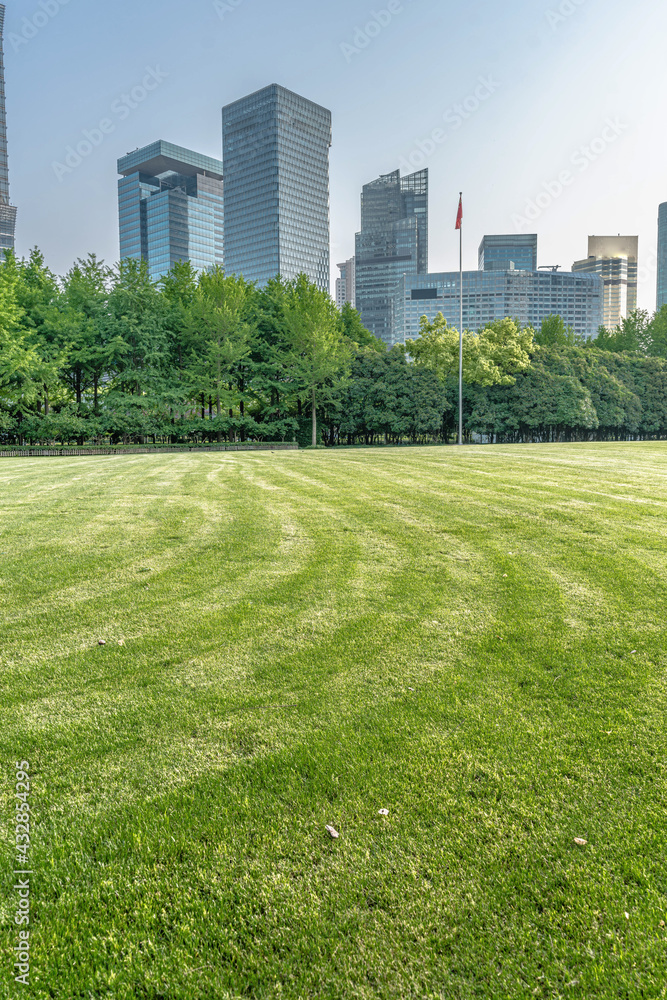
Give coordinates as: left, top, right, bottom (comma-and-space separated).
1, 443, 666, 999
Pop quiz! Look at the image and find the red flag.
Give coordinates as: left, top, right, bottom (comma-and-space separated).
455, 195, 463, 230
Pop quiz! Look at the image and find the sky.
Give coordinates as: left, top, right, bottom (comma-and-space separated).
5, 0, 666, 309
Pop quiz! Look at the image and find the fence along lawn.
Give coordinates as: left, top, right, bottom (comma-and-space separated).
1, 443, 666, 999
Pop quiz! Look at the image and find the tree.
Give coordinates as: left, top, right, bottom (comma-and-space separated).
185, 269, 255, 441
646, 305, 667, 358
589, 310, 651, 353
339, 303, 385, 352
407, 313, 534, 387
279, 274, 351, 446
536, 314, 576, 347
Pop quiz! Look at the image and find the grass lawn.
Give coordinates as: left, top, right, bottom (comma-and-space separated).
1, 443, 666, 1000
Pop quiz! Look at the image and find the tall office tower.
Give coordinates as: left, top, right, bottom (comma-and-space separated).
221, 84, 331, 291
657, 204, 667, 310
117, 141, 224, 283
572, 236, 638, 329
335, 257, 356, 310
479, 234, 537, 272
355, 168, 428, 346
393, 269, 604, 344
0, 5, 17, 252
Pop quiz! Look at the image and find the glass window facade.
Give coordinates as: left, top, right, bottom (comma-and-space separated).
222, 84, 331, 291
393, 270, 604, 343
478, 234, 537, 272
657, 204, 667, 311
117, 141, 224, 282
0, 5, 16, 251
355, 168, 428, 347
572, 236, 638, 329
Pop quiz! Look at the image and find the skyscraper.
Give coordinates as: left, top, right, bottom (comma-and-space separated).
657, 204, 667, 311
355, 168, 428, 346
572, 236, 638, 329
221, 84, 331, 291
478, 234, 537, 272
117, 141, 224, 283
335, 257, 356, 310
0, 5, 17, 252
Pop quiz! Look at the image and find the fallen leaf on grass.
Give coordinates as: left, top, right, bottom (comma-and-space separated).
574, 838, 588, 846
98, 640, 106, 646
378, 809, 389, 816
325, 825, 339, 839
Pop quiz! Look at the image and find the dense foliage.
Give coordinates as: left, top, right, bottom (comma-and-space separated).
2, 249, 667, 445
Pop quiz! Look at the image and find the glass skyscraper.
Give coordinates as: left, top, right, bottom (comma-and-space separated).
393, 269, 604, 343
573, 236, 638, 330
117, 141, 224, 283
221, 84, 331, 291
657, 204, 667, 311
478, 234, 537, 272
0, 5, 17, 252
355, 168, 428, 347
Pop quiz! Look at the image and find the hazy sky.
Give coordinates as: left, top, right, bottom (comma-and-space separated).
6, 0, 666, 308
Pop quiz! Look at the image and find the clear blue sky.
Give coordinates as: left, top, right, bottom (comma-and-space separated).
6, 0, 666, 308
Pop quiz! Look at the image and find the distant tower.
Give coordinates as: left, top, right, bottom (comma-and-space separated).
573, 236, 638, 329
657, 204, 667, 311
355, 168, 428, 346
117, 141, 224, 282
222, 84, 332, 291
0, 5, 17, 251
478, 234, 537, 272
336, 257, 356, 309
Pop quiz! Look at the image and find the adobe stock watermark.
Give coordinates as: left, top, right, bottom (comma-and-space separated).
8, 0, 72, 53
512, 117, 628, 231
13, 761, 32, 987
52, 66, 168, 182
213, 0, 244, 20
341, 0, 413, 63
546, 0, 587, 31
398, 75, 500, 172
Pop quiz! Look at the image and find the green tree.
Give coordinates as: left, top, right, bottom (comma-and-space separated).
280, 274, 351, 446
407, 314, 534, 387
339, 303, 385, 352
185, 268, 255, 441
536, 314, 576, 347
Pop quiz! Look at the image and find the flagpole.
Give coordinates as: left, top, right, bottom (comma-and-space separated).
458, 191, 463, 447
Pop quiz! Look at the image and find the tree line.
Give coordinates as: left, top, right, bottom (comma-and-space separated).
2, 248, 667, 446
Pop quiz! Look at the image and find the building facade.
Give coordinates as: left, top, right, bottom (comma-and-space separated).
657, 204, 667, 311
335, 257, 356, 310
478, 234, 537, 272
572, 236, 638, 329
117, 141, 224, 283
393, 269, 604, 343
0, 5, 16, 252
221, 84, 331, 291
354, 168, 428, 346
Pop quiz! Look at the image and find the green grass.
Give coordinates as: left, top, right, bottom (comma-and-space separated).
1, 443, 666, 1000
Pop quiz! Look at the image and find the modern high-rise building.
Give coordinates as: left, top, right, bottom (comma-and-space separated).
657, 204, 667, 311
572, 236, 638, 330
355, 168, 428, 346
393, 269, 604, 343
479, 234, 537, 272
117, 141, 224, 283
0, 5, 17, 252
221, 84, 331, 291
335, 257, 356, 310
